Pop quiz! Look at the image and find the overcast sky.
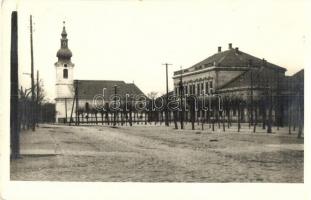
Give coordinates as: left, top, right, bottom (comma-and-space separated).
2, 0, 310, 101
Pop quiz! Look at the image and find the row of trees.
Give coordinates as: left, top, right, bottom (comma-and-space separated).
19, 80, 55, 130
64, 90, 303, 138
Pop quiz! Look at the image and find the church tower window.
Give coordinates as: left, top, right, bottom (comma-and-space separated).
63, 68, 68, 79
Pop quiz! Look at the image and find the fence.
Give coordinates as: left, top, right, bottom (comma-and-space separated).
60, 93, 303, 137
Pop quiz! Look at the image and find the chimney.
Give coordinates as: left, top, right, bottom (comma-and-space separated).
218, 46, 221, 53
228, 43, 232, 49
235, 47, 239, 53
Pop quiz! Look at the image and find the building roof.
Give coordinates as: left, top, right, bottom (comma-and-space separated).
217, 67, 279, 92
74, 80, 146, 100
57, 25, 72, 61
292, 69, 304, 80
217, 68, 305, 95
287, 69, 304, 93
174, 46, 286, 76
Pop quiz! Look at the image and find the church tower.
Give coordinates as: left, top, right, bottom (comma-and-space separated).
55, 22, 74, 122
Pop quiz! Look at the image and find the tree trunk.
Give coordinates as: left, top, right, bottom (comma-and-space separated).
253, 104, 257, 133
173, 111, 178, 129
262, 98, 266, 130
288, 98, 291, 134
238, 102, 241, 132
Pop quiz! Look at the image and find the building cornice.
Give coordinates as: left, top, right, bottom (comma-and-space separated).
173, 66, 249, 79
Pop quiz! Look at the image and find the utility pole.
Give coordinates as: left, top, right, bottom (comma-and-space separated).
36, 70, 39, 125
162, 63, 172, 126
11, 11, 20, 159
30, 15, 35, 131
249, 59, 254, 127
75, 80, 79, 125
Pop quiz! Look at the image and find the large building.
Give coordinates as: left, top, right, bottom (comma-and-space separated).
172, 43, 303, 125
173, 43, 286, 97
55, 23, 145, 123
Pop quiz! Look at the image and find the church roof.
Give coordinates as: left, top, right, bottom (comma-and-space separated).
57, 48, 72, 60
74, 80, 146, 100
174, 45, 286, 76
57, 24, 72, 61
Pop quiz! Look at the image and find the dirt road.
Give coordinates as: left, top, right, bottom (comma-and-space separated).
10, 124, 303, 182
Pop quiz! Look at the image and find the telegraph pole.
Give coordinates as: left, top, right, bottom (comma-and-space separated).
36, 70, 39, 125
162, 63, 172, 126
249, 59, 253, 127
30, 15, 35, 131
75, 80, 79, 125
11, 11, 20, 159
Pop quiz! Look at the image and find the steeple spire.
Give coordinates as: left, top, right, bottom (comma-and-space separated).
56, 21, 72, 61
61, 21, 68, 48
61, 21, 67, 38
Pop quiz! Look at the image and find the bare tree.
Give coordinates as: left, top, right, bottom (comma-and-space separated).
147, 91, 159, 100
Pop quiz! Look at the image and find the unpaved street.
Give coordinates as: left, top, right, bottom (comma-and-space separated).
11, 124, 303, 182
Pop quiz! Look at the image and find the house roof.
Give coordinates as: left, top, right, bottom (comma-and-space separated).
174, 47, 286, 76
74, 80, 146, 100
292, 69, 304, 80
287, 69, 304, 92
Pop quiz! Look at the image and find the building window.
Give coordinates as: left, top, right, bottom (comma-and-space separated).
64, 64, 67, 67
206, 82, 209, 94
63, 69, 68, 79
197, 83, 200, 95
210, 81, 213, 89
201, 83, 204, 94
175, 87, 178, 95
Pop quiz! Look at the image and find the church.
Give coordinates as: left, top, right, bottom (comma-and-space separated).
55, 23, 146, 123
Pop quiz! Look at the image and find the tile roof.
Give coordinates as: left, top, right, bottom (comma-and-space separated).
217, 66, 280, 91
174, 48, 286, 75
74, 80, 146, 100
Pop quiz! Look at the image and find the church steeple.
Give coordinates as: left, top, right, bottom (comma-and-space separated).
55, 21, 75, 123
57, 21, 72, 61
61, 21, 68, 48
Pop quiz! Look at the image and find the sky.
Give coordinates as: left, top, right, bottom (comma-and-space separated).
1, 0, 310, 102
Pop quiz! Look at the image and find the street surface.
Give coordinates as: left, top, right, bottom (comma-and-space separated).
11, 124, 303, 182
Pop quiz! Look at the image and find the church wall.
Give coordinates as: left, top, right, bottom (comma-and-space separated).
55, 98, 75, 123
55, 64, 74, 84
56, 84, 74, 98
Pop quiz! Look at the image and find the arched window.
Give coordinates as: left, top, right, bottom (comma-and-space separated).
63, 69, 68, 79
